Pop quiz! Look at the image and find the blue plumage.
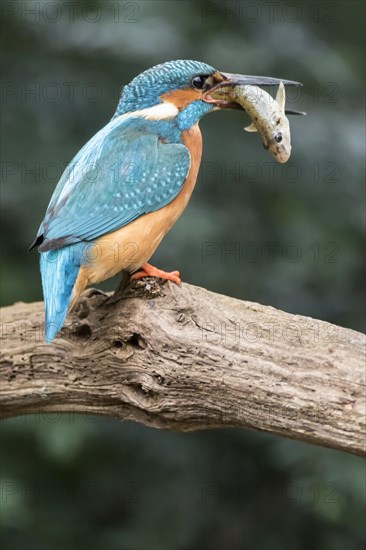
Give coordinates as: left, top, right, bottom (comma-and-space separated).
114, 60, 216, 115
32, 59, 229, 342
40, 244, 83, 343
37, 117, 190, 251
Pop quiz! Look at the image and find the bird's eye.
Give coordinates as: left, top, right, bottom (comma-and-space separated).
275, 133, 283, 143
191, 75, 206, 90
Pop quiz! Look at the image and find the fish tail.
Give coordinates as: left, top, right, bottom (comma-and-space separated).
40, 244, 82, 343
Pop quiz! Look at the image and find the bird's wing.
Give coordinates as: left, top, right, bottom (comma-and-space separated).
37, 116, 190, 252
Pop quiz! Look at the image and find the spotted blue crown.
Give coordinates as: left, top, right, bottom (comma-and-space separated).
115, 60, 216, 115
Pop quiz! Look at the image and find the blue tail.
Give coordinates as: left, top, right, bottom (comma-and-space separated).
40, 245, 81, 343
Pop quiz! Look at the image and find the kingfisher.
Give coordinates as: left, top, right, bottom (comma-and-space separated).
30, 60, 301, 343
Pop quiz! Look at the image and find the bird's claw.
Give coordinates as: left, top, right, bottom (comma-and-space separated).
131, 263, 181, 285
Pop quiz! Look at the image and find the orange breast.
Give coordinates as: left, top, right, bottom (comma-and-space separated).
70, 124, 203, 306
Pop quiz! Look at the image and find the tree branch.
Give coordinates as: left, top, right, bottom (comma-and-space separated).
1, 281, 365, 456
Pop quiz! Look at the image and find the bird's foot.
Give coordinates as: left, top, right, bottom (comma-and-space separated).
131, 263, 181, 285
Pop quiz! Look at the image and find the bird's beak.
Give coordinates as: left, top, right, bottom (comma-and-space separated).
218, 72, 302, 88
203, 72, 304, 114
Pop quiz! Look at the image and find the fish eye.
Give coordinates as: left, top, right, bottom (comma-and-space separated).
191, 75, 207, 90
275, 133, 283, 143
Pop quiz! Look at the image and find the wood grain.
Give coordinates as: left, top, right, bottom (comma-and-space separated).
1, 280, 365, 456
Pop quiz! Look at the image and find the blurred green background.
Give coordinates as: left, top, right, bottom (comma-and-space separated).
1, 1, 365, 549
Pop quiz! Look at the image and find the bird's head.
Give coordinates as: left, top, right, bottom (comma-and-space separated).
115, 60, 300, 130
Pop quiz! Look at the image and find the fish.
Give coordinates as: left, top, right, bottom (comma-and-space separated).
211, 81, 292, 163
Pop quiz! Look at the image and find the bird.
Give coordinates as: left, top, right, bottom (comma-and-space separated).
30, 59, 301, 343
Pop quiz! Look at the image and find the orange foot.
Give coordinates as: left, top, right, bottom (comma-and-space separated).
131, 263, 181, 285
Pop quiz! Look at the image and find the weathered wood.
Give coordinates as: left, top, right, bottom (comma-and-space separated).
1, 280, 365, 456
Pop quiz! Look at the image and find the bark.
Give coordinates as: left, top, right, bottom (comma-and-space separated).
1, 280, 365, 456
